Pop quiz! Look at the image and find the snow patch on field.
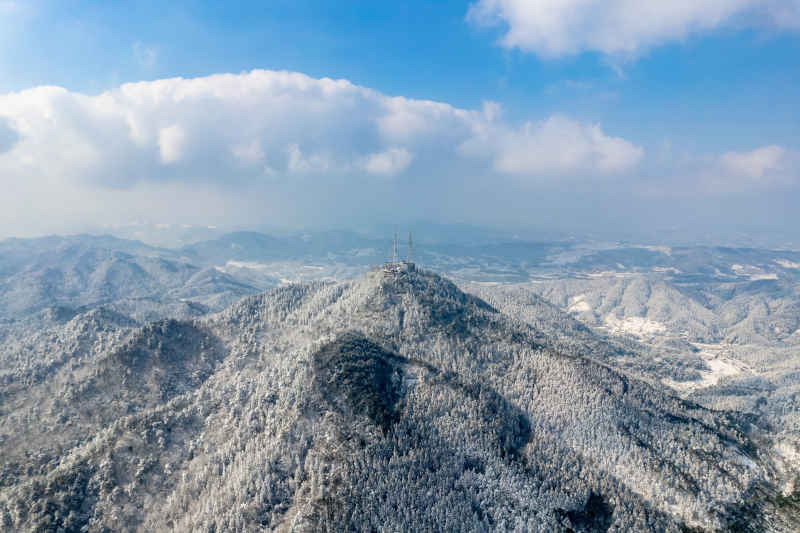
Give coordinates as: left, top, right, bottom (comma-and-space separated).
587, 271, 636, 279
702, 358, 743, 385
567, 294, 592, 313
664, 344, 753, 392
731, 264, 778, 280
219, 260, 323, 271
603, 315, 666, 338
652, 266, 681, 274
223, 260, 271, 270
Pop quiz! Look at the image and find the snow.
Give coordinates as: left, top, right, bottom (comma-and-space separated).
652, 266, 681, 274
775, 442, 800, 467
587, 271, 636, 279
603, 314, 666, 338
774, 441, 800, 496
569, 301, 592, 313
664, 343, 753, 392
702, 358, 744, 385
567, 294, 592, 313
731, 264, 778, 280
224, 260, 271, 270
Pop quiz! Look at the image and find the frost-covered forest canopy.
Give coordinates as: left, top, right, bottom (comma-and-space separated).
1, 231, 799, 531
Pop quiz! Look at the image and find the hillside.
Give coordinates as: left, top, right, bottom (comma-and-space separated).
0, 235, 266, 322
1, 268, 797, 531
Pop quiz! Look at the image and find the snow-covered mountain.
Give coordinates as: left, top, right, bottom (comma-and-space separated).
0, 235, 265, 322
1, 267, 797, 531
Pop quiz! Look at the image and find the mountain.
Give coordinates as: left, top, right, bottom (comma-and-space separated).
1, 268, 797, 531
466, 276, 800, 498
520, 275, 800, 347
6, 232, 799, 324
544, 245, 800, 283
0, 235, 266, 322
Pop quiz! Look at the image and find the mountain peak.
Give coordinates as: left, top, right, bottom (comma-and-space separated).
3, 268, 798, 532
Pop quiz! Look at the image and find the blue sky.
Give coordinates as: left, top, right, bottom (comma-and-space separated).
1, 0, 799, 242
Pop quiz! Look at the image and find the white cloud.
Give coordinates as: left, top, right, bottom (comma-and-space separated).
0, 70, 793, 240
644, 144, 799, 196
360, 147, 413, 176
721, 145, 785, 179
461, 115, 642, 177
468, 0, 800, 58
158, 124, 185, 164
0, 69, 655, 236
0, 116, 18, 153
378, 96, 473, 144
0, 69, 637, 188
231, 140, 265, 165
713, 145, 798, 190
286, 143, 333, 174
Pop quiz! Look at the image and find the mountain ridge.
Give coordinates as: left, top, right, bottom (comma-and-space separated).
0, 267, 798, 531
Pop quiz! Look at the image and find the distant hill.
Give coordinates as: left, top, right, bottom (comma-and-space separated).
0, 235, 264, 322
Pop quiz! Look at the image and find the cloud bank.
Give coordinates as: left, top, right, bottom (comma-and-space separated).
0, 69, 795, 238
468, 0, 800, 58
0, 70, 644, 188
712, 145, 798, 190
462, 115, 642, 177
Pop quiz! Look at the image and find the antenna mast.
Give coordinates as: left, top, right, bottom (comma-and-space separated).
408, 232, 413, 263
392, 232, 399, 264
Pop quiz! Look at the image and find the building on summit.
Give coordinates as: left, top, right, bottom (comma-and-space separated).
383, 232, 415, 275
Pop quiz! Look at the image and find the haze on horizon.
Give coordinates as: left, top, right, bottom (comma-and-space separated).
1, 1, 799, 244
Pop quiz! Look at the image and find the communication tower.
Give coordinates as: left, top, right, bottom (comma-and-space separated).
382, 230, 416, 275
